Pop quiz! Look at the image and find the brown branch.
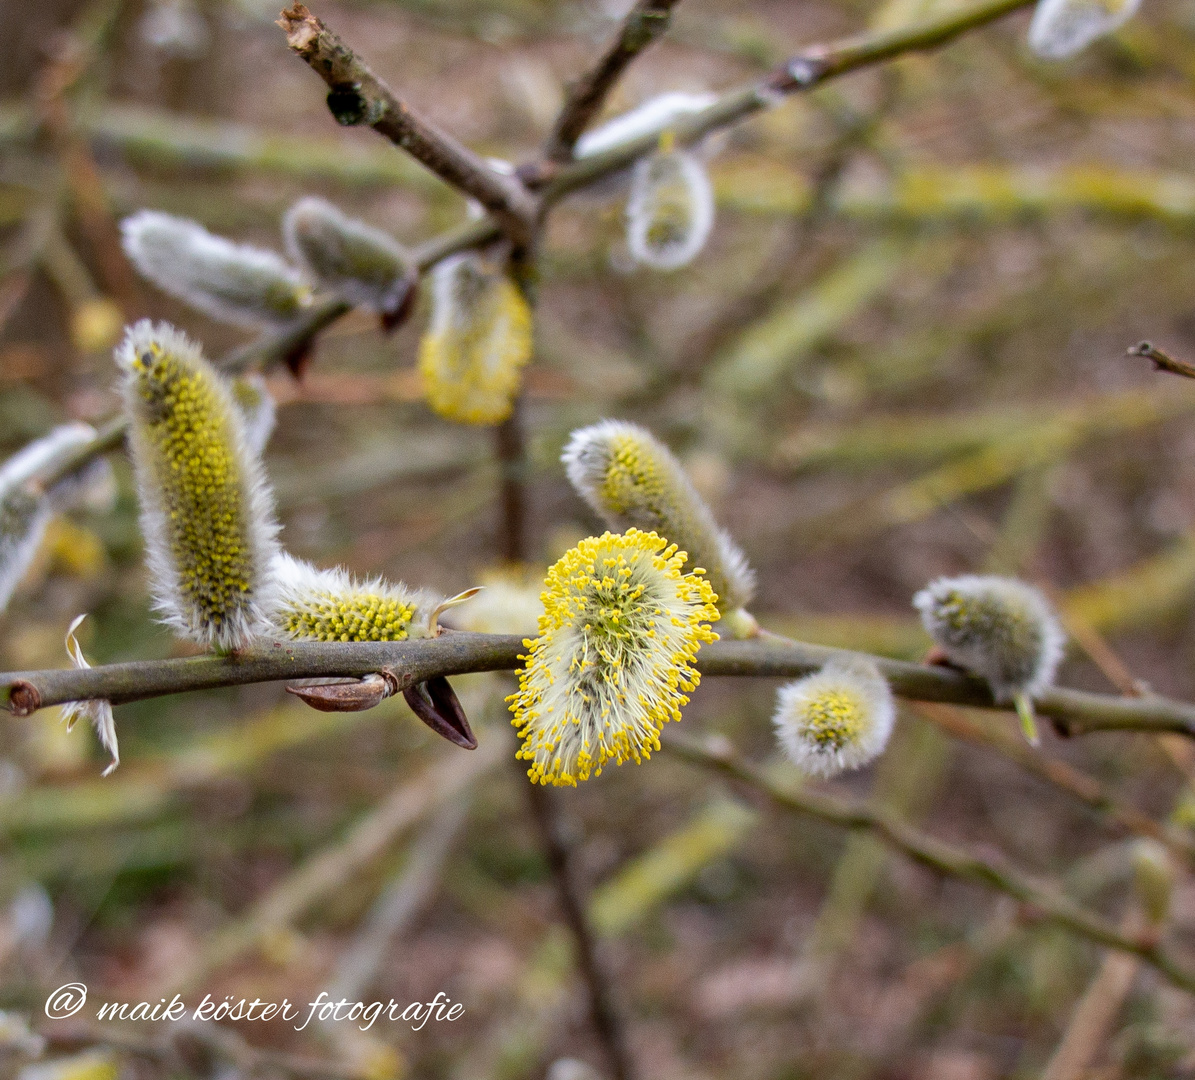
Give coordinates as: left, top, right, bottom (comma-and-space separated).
524, 780, 638, 1080
1128, 340, 1195, 380
915, 702, 1195, 862
546, 0, 683, 163
662, 732, 1195, 995
278, 4, 537, 242
7, 635, 1195, 741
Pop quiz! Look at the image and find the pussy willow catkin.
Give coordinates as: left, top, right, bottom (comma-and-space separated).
773, 658, 895, 778
562, 421, 755, 625
574, 92, 717, 158
0, 424, 102, 612
626, 146, 715, 271
121, 210, 309, 328
116, 320, 280, 652
283, 196, 415, 317
1027, 0, 1140, 56
268, 552, 439, 642
914, 574, 1065, 744
508, 529, 719, 787
418, 253, 533, 425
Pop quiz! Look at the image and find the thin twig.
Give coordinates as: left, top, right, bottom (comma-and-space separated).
1128, 341, 1195, 380
662, 731, 1195, 995
545, 0, 683, 163
278, 3, 537, 242
524, 780, 638, 1080
162, 735, 503, 996
8, 635, 1195, 740
914, 702, 1195, 861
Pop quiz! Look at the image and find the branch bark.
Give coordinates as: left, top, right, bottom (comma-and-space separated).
278, 4, 537, 242
662, 731, 1195, 995
545, 0, 683, 163
6, 634, 1195, 741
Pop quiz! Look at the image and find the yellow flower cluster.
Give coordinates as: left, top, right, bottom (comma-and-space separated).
509, 529, 719, 787
118, 321, 277, 652
270, 552, 436, 643
418, 254, 533, 425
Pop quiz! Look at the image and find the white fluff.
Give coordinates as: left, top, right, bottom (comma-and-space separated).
60, 614, 119, 776
230, 374, 277, 457
626, 149, 715, 270
121, 210, 308, 328
0, 424, 99, 612
773, 658, 895, 778
575, 92, 717, 158
913, 574, 1066, 702
1027, 0, 1140, 57
282, 196, 413, 315
116, 320, 281, 652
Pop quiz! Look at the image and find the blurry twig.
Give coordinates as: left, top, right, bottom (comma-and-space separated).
161, 735, 503, 996
914, 702, 1195, 861
663, 732, 1195, 995
326, 796, 472, 1003
545, 0, 683, 163
1128, 341, 1195, 380
524, 781, 638, 1080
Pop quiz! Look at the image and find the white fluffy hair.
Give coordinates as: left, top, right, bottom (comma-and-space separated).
1027, 0, 1140, 58
575, 92, 717, 158
913, 574, 1066, 702
116, 320, 281, 652
121, 210, 306, 328
626, 149, 715, 271
773, 657, 896, 778
561, 419, 755, 614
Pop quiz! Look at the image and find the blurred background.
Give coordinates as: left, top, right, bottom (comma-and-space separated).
4, 0, 1195, 1075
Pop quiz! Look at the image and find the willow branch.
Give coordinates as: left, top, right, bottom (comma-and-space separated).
278, 3, 537, 242
1128, 341, 1195, 380
915, 702, 1195, 862
5, 635, 1195, 741
18, 0, 1039, 501
546, 0, 683, 163
663, 732, 1195, 995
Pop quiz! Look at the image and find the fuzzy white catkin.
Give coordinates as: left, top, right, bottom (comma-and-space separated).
575, 92, 717, 158
913, 575, 1066, 702
282, 197, 414, 316
0, 424, 104, 612
773, 658, 896, 778
121, 210, 308, 328
1027, 0, 1140, 57
626, 149, 715, 270
562, 420, 755, 618
116, 320, 281, 652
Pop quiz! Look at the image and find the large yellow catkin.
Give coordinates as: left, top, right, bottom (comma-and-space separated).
116, 320, 280, 652
418, 253, 533, 425
508, 529, 719, 786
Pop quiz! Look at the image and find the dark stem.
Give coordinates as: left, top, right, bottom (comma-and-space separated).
278, 4, 537, 242
523, 779, 638, 1080
546, 0, 683, 163
494, 402, 527, 564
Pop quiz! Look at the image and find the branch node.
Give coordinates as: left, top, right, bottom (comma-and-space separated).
8, 680, 41, 717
